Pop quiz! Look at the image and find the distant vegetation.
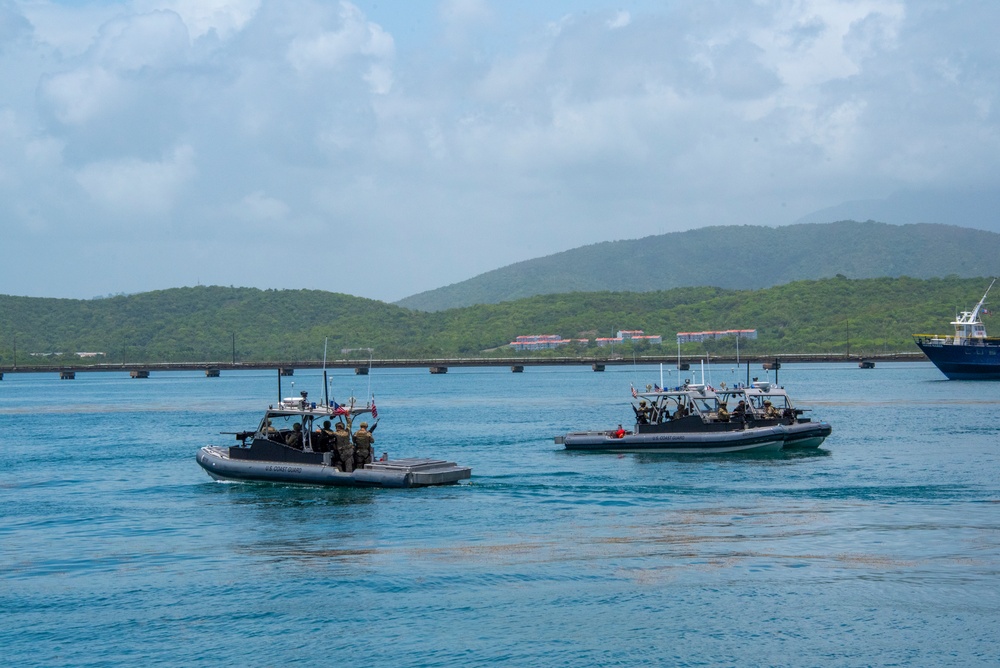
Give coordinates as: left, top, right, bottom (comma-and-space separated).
395, 221, 1000, 311
0, 276, 994, 367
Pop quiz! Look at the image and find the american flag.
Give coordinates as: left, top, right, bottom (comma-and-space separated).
331, 400, 348, 416
631, 385, 638, 398
371, 397, 378, 419
654, 383, 661, 391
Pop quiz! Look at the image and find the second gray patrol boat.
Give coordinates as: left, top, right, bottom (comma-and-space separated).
556, 382, 786, 454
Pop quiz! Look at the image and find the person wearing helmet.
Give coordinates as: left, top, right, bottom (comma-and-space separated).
334, 422, 354, 472
635, 399, 651, 424
763, 400, 780, 419
285, 422, 303, 448
717, 402, 730, 422
353, 421, 374, 470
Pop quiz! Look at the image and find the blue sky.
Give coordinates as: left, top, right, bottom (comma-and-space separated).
2, 0, 999, 301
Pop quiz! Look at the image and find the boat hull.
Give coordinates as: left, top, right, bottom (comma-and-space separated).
916, 340, 1000, 380
560, 426, 785, 454
781, 421, 832, 449
196, 446, 471, 488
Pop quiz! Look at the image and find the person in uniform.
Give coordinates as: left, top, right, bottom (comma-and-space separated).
717, 403, 730, 422
312, 419, 334, 453
731, 400, 747, 419
672, 404, 686, 420
763, 400, 780, 419
264, 419, 279, 439
334, 422, 354, 472
636, 400, 650, 424
353, 421, 374, 470
285, 422, 303, 448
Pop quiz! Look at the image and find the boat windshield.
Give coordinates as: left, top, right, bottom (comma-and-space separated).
746, 392, 792, 412
640, 391, 719, 420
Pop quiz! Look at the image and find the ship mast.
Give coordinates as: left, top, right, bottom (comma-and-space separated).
969, 278, 996, 323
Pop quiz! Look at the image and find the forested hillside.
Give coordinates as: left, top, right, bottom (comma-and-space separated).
0, 277, 993, 367
395, 221, 1000, 311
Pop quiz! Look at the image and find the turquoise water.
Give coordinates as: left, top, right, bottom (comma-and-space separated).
2, 363, 998, 666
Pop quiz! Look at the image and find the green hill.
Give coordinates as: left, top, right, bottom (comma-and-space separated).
395, 221, 1000, 311
0, 277, 994, 366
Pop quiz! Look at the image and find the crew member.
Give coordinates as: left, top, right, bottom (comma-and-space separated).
717, 403, 730, 422
614, 424, 627, 438
353, 421, 374, 470
763, 400, 780, 419
285, 422, 303, 448
314, 419, 335, 453
334, 422, 354, 472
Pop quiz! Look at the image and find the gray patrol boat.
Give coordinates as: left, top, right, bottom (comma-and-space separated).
197, 385, 471, 488
556, 382, 786, 454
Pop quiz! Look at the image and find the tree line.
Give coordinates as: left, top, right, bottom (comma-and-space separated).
0, 276, 992, 366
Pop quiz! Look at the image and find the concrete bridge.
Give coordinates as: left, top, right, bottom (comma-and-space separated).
0, 352, 926, 377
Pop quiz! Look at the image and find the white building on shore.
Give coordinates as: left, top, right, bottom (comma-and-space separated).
510, 334, 572, 351
596, 330, 662, 346
676, 329, 757, 344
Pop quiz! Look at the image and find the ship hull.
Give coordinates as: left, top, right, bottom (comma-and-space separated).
915, 341, 1000, 380
559, 425, 786, 454
781, 421, 832, 448
196, 445, 471, 488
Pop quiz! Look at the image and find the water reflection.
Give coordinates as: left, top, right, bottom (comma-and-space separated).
196, 481, 384, 571
198, 478, 379, 510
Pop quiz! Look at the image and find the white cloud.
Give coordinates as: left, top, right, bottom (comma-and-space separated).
287, 2, 394, 71
235, 190, 290, 221
24, 136, 65, 169
145, 0, 260, 40
440, 0, 492, 27
75, 145, 196, 217
607, 10, 630, 30
0, 2, 32, 48
756, 0, 906, 88
2, 0, 1000, 302
92, 10, 192, 72
39, 66, 122, 125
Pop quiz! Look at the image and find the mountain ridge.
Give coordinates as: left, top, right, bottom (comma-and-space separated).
395, 221, 1000, 311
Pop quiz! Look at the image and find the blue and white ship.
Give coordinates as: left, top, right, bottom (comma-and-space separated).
914, 280, 1000, 380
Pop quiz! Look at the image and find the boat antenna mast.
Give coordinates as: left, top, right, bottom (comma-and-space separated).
676, 338, 682, 387
322, 337, 330, 408
971, 278, 996, 322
